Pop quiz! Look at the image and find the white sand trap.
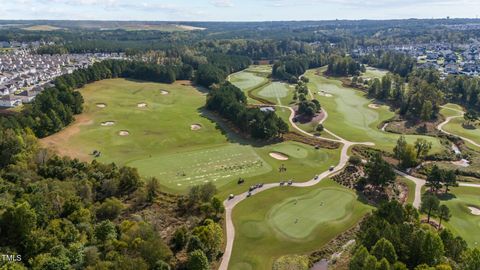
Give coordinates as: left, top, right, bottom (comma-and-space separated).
452, 159, 470, 167
190, 124, 202, 131
101, 121, 115, 126
318, 91, 333, 97
161, 90, 169, 95
137, 103, 147, 108
269, 152, 289, 161
118, 130, 130, 136
468, 206, 480, 216
96, 103, 107, 108
368, 104, 380, 109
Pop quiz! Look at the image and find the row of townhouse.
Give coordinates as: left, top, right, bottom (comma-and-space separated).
0, 49, 128, 108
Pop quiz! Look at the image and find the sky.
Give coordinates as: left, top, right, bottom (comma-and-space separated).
1, 0, 480, 21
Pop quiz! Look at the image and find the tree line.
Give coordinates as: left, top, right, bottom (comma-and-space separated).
206, 82, 289, 139
0, 127, 226, 269
272, 54, 329, 82
350, 201, 479, 270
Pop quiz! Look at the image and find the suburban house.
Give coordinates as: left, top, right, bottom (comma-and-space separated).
0, 94, 22, 108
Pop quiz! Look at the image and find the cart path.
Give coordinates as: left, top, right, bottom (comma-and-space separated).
219, 104, 480, 270
437, 106, 480, 148
218, 106, 373, 270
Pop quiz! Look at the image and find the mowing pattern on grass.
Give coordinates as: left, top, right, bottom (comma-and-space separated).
230, 181, 371, 270
306, 68, 443, 152
42, 78, 340, 193
441, 186, 480, 247
268, 188, 356, 240
230, 70, 268, 90
129, 144, 272, 188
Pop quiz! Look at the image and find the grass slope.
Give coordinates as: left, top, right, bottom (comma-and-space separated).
440, 104, 480, 151
230, 180, 372, 270
306, 68, 443, 153
440, 186, 480, 247
42, 78, 340, 194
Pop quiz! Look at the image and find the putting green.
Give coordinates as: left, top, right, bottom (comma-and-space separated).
306, 68, 444, 153
230, 180, 372, 270
258, 82, 290, 98
268, 188, 355, 239
42, 78, 340, 193
441, 186, 480, 247
230, 70, 268, 90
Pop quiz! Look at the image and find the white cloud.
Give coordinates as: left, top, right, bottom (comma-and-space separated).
211, 0, 234, 8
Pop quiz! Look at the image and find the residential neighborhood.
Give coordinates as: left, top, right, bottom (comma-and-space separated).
352, 41, 480, 77
0, 47, 126, 108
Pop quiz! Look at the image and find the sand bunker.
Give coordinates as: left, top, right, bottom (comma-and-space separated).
100, 121, 115, 126
368, 104, 380, 109
96, 103, 107, 108
452, 159, 470, 167
269, 152, 289, 161
318, 91, 333, 97
137, 103, 147, 108
118, 130, 130, 136
468, 206, 480, 216
190, 124, 202, 131
161, 90, 169, 95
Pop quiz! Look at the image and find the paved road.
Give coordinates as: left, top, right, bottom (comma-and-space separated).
437, 106, 480, 148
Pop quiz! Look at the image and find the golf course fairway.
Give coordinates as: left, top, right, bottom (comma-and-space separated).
41, 78, 340, 194
306, 68, 444, 152
440, 104, 480, 151
229, 180, 372, 270
441, 186, 480, 247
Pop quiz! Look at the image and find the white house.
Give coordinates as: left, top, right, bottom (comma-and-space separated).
0, 94, 22, 108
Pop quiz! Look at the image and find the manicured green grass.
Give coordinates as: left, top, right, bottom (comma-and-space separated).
305, 68, 444, 153
440, 105, 480, 151
268, 188, 356, 239
362, 67, 388, 80
43, 78, 340, 194
253, 82, 295, 105
230, 180, 372, 270
230, 70, 268, 91
440, 186, 480, 247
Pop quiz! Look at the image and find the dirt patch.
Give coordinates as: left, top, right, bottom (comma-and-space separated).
368, 103, 380, 109
96, 103, 107, 108
119, 130, 130, 136
269, 152, 289, 161
137, 102, 148, 108
190, 124, 202, 131
39, 114, 93, 161
468, 206, 480, 216
101, 121, 115, 126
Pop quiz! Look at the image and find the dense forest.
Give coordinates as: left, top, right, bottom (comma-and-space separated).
206, 82, 289, 139
0, 127, 225, 269
350, 201, 479, 270
272, 54, 328, 82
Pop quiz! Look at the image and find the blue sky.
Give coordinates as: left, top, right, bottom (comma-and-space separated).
1, 0, 480, 21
